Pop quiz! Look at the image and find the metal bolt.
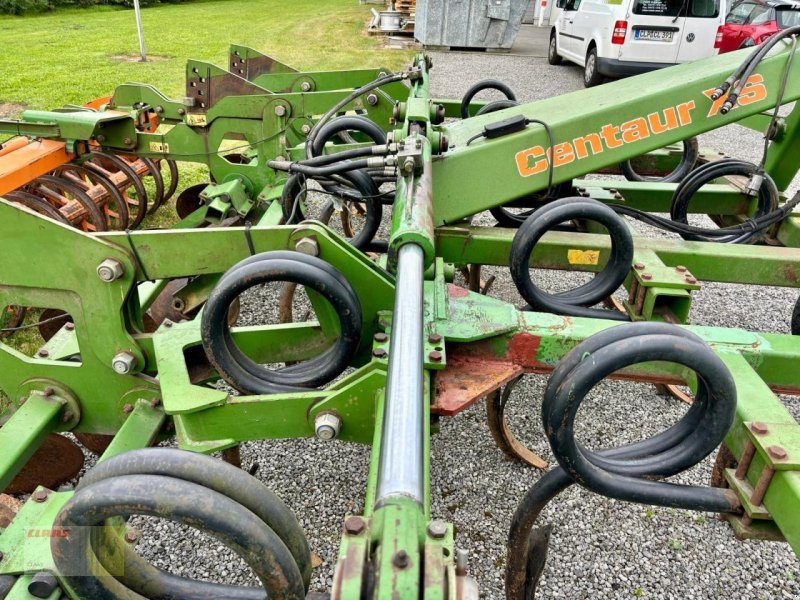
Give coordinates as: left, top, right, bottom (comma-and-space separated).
97, 258, 124, 282
427, 520, 447, 539
751, 422, 769, 435
65, 322, 75, 332
177, 108, 186, 116
62, 411, 73, 423
43, 387, 55, 397
32, 490, 48, 503
295, 237, 320, 257
641, 273, 652, 281
392, 550, 410, 569
440, 135, 449, 153
28, 571, 59, 599
428, 350, 443, 363
344, 516, 366, 535
301, 124, 312, 135
124, 529, 139, 544
274, 105, 287, 117
768, 445, 788, 460
112, 352, 137, 375
164, 320, 173, 328
123, 137, 133, 146
300, 81, 312, 92
634, 262, 645, 270
315, 413, 341, 441
402, 157, 415, 174
676, 265, 687, 273
374, 332, 388, 343
428, 333, 442, 344
37, 349, 49, 358
686, 276, 698, 285
122, 403, 134, 414
373, 348, 387, 359
366, 93, 378, 106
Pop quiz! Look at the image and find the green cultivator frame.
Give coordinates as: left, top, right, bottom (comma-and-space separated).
1, 34, 800, 598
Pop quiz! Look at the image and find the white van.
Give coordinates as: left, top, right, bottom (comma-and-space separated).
549, 0, 726, 87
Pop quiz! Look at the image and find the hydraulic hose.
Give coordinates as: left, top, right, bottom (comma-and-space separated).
506, 322, 741, 599
268, 157, 375, 178
476, 99, 519, 116
280, 169, 382, 250
509, 198, 633, 320
620, 137, 699, 183
310, 115, 387, 158
52, 449, 308, 600
460, 79, 517, 119
670, 159, 779, 243
201, 251, 362, 395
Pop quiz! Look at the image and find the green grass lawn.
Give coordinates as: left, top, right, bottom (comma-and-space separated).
0, 0, 412, 111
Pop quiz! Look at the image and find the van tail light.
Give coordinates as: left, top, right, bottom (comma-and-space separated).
612, 20, 628, 45
714, 26, 724, 49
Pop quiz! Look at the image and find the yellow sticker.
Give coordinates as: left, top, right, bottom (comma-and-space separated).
186, 114, 208, 127
149, 141, 169, 153
567, 249, 600, 266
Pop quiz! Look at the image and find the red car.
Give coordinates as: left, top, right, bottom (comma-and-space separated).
716, 0, 800, 53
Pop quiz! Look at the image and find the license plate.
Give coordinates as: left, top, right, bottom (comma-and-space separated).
634, 29, 674, 41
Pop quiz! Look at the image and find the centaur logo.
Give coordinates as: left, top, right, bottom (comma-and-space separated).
514, 74, 768, 178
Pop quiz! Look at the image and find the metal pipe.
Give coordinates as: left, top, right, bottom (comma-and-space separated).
133, 0, 147, 63
375, 243, 425, 505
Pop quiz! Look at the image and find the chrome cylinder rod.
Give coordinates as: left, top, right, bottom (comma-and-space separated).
375, 242, 426, 505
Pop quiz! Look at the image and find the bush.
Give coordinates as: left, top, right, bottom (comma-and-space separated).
1, 0, 196, 15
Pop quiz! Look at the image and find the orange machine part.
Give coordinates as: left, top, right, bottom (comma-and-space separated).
0, 139, 74, 196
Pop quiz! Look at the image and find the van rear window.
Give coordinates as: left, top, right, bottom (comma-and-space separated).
633, 0, 719, 17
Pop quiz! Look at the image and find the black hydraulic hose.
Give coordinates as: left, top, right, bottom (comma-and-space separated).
476, 99, 520, 116
670, 159, 778, 243
509, 198, 633, 320
269, 158, 373, 178
52, 474, 305, 600
310, 115, 387, 158
506, 322, 741, 599
305, 72, 406, 159
201, 251, 362, 395
620, 137, 699, 183
298, 144, 390, 167
77, 448, 312, 590
280, 169, 382, 250
460, 79, 517, 119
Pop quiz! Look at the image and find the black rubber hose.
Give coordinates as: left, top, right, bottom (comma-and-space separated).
509, 197, 633, 319
77, 448, 312, 589
310, 115, 387, 158
201, 251, 362, 395
490, 182, 575, 228
670, 159, 778, 243
281, 169, 382, 250
620, 137, 699, 183
460, 79, 517, 119
476, 99, 520, 116
506, 322, 741, 599
52, 474, 305, 600
792, 294, 800, 335
270, 158, 373, 178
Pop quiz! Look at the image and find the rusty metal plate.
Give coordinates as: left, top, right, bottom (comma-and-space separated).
432, 355, 523, 417
4, 433, 84, 494
74, 432, 115, 455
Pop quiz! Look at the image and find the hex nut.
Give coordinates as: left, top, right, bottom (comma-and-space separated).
301, 124, 312, 135
112, 352, 137, 375
366, 93, 379, 106
32, 490, 49, 503
315, 413, 342, 441
427, 520, 447, 539
274, 104, 287, 117
374, 332, 389, 343
344, 516, 366, 535
767, 445, 788, 460
97, 258, 124, 282
295, 237, 320, 257
300, 81, 312, 92
428, 350, 443, 363
392, 550, 410, 569
124, 529, 139, 544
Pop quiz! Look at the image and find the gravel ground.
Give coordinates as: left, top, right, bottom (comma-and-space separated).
124, 51, 800, 599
